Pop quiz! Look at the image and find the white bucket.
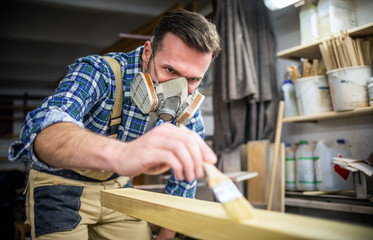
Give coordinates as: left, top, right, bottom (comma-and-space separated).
327, 66, 371, 112
294, 75, 333, 115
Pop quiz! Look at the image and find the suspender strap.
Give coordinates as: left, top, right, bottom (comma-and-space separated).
71, 56, 123, 181
103, 56, 123, 139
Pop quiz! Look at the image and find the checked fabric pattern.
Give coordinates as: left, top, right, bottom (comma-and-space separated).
9, 46, 205, 198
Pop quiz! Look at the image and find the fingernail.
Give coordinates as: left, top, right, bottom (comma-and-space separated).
176, 174, 184, 181
197, 167, 204, 178
208, 152, 217, 164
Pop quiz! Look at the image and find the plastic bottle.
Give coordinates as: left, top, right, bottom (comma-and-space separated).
317, 0, 357, 39
296, 140, 316, 191
314, 139, 354, 191
285, 143, 296, 191
299, 0, 319, 44
282, 79, 299, 117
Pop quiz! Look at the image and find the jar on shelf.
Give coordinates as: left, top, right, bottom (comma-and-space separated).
317, 0, 357, 39
299, 0, 319, 44
282, 79, 299, 117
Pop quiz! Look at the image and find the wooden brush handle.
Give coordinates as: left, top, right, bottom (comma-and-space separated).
203, 162, 230, 187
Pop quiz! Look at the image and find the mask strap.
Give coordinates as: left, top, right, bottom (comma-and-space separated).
151, 53, 160, 87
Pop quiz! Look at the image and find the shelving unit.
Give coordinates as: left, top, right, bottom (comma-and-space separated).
285, 191, 373, 226
285, 191, 373, 214
277, 22, 373, 60
281, 105, 373, 221
283, 107, 373, 123
277, 21, 373, 224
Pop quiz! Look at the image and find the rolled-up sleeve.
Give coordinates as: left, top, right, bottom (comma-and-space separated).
165, 108, 205, 198
9, 56, 110, 170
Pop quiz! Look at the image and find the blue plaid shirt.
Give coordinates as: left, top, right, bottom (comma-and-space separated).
9, 46, 205, 198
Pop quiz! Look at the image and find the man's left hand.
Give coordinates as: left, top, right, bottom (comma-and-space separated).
156, 227, 176, 240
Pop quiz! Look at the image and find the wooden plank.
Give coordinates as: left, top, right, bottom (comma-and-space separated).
277, 41, 322, 60
282, 106, 373, 123
247, 140, 269, 205
101, 188, 373, 240
355, 38, 365, 65
334, 38, 344, 68
224, 171, 258, 182
267, 143, 285, 212
99, 3, 184, 54
267, 100, 284, 211
331, 38, 341, 68
280, 144, 285, 212
326, 40, 338, 70
343, 33, 359, 66
319, 43, 331, 71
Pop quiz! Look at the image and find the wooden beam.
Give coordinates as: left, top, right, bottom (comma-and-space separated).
101, 188, 373, 240
99, 3, 184, 54
247, 140, 269, 205
267, 101, 284, 211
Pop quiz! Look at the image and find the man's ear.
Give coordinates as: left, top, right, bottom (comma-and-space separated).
142, 41, 152, 63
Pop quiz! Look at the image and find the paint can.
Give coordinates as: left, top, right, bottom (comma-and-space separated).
327, 66, 371, 111
294, 75, 333, 115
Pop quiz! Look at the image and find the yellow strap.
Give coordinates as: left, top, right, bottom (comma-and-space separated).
103, 56, 123, 138
71, 57, 122, 179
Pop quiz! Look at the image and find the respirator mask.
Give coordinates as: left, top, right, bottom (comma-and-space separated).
130, 55, 204, 125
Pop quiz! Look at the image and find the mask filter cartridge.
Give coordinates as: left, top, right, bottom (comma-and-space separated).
130, 72, 204, 124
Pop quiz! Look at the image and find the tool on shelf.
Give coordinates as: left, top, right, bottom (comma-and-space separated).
287, 58, 325, 82
319, 30, 373, 71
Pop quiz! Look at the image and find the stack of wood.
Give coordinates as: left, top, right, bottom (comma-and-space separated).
319, 30, 373, 72
287, 58, 326, 82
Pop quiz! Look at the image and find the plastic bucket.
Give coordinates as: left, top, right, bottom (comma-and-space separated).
327, 66, 371, 112
294, 75, 333, 115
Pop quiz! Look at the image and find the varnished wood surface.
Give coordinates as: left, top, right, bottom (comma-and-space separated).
101, 188, 373, 240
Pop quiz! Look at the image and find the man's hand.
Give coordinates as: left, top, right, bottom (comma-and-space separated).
156, 228, 176, 240
110, 123, 217, 182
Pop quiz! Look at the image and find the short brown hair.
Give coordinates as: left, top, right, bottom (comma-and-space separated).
152, 9, 221, 60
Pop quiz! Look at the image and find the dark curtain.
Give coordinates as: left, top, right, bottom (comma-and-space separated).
212, 0, 279, 171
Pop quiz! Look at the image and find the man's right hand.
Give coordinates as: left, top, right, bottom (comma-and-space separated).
110, 123, 216, 182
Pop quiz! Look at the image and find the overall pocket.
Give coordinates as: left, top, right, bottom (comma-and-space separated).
33, 185, 83, 237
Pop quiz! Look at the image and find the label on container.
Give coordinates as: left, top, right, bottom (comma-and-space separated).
334, 164, 350, 180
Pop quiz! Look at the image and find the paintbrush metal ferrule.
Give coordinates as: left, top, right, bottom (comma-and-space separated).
211, 180, 243, 203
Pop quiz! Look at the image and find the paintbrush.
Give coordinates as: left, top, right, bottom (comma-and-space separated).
203, 162, 255, 222
177, 123, 255, 221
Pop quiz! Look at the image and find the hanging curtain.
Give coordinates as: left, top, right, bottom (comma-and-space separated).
212, 0, 278, 171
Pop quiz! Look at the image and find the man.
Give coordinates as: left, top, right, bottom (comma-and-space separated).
9, 8, 221, 240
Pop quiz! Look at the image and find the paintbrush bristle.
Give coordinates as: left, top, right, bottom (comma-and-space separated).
203, 162, 255, 222
223, 197, 255, 222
